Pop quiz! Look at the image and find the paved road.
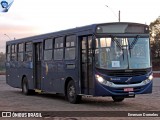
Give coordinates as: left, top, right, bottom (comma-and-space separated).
0, 75, 160, 120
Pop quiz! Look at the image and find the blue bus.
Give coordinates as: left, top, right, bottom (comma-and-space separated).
6, 22, 152, 103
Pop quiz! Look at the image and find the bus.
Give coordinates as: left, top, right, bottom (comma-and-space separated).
6, 22, 153, 104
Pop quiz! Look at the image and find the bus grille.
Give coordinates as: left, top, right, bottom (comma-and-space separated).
96, 68, 151, 77
107, 70, 147, 77
113, 81, 142, 85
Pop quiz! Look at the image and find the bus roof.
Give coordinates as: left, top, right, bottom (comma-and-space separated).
6, 22, 148, 44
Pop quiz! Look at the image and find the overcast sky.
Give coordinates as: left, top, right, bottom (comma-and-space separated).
0, 0, 160, 52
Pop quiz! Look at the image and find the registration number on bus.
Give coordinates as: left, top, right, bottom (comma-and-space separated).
124, 88, 134, 92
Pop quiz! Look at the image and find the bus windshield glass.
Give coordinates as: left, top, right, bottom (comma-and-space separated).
95, 37, 150, 70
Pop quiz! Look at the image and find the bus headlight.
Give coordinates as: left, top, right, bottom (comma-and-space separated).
143, 75, 153, 85
95, 75, 104, 83
95, 74, 113, 87
148, 74, 153, 80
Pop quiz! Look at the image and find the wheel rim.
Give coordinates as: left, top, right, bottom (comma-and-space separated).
68, 85, 75, 98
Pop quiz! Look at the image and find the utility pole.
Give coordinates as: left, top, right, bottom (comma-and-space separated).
105, 5, 121, 22
118, 10, 120, 22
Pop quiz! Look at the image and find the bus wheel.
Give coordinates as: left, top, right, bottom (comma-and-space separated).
22, 77, 34, 95
112, 96, 124, 102
66, 80, 81, 104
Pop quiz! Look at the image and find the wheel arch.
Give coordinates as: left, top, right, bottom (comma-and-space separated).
21, 75, 27, 87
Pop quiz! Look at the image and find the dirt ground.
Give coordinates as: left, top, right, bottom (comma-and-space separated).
0, 75, 160, 120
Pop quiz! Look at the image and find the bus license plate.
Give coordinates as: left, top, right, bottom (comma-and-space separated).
124, 88, 133, 92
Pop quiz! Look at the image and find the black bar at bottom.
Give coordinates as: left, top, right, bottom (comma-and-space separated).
0, 111, 159, 117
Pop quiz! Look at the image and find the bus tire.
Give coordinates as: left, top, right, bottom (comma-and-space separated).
112, 96, 124, 102
66, 80, 81, 104
22, 77, 34, 95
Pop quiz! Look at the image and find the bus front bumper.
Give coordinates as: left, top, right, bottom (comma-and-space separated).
94, 80, 152, 97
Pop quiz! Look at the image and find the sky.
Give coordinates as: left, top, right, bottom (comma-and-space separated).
0, 0, 160, 52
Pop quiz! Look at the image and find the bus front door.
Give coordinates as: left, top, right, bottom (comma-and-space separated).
81, 36, 93, 95
33, 43, 42, 90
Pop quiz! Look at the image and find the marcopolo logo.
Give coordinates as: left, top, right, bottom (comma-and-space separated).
0, 0, 14, 12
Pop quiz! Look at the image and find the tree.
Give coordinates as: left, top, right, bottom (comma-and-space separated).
150, 17, 160, 70
0, 52, 5, 71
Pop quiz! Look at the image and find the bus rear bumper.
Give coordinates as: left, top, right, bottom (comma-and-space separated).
94, 81, 152, 97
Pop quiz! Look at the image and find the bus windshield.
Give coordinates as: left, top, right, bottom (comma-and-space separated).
95, 37, 150, 70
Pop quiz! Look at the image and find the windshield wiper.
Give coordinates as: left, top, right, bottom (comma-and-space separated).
129, 35, 140, 49
112, 36, 122, 50
111, 36, 124, 60
129, 35, 140, 57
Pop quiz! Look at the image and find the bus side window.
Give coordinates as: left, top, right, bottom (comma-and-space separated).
6, 45, 10, 61
82, 36, 92, 63
65, 35, 76, 60
25, 42, 32, 61
88, 36, 92, 64
54, 37, 64, 60
82, 38, 87, 63
11, 44, 17, 61
17, 43, 24, 61
44, 39, 53, 60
